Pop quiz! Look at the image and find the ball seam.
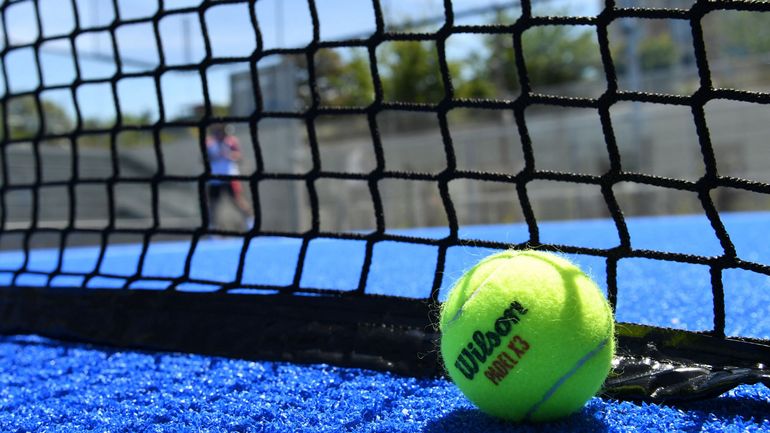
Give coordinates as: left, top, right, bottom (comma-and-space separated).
442, 257, 513, 328
522, 318, 613, 422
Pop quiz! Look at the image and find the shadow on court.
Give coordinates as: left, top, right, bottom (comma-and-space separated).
423, 407, 609, 433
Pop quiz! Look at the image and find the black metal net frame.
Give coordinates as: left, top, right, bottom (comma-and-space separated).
0, 0, 769, 402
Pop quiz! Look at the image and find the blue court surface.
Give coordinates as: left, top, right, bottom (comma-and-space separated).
1, 212, 769, 432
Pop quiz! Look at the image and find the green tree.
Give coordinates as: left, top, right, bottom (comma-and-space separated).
719, 11, 770, 56
520, 25, 601, 87
453, 51, 496, 99
294, 49, 374, 107
1, 96, 74, 141
42, 100, 74, 134
612, 33, 679, 75
485, 27, 519, 96
639, 33, 678, 71
480, 19, 601, 95
211, 104, 229, 117
324, 52, 374, 106
454, 73, 496, 99
378, 40, 446, 103
5, 96, 41, 139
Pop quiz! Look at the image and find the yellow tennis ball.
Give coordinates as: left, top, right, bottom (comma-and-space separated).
439, 250, 615, 422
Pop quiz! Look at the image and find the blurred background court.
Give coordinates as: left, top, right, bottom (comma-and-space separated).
3, 0, 770, 239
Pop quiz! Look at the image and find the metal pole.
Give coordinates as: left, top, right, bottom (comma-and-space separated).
183, 17, 192, 64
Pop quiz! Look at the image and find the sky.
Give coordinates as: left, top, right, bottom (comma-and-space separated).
1, 0, 597, 121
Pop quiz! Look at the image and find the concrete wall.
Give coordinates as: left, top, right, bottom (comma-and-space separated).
306, 98, 770, 231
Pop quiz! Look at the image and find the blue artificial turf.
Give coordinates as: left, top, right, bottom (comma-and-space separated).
1, 212, 769, 432
1, 335, 768, 433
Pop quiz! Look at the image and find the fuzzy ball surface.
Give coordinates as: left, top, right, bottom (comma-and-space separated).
439, 250, 615, 422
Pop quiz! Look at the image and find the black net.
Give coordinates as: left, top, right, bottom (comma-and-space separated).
1, 0, 769, 401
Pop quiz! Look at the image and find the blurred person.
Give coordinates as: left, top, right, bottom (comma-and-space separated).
206, 124, 253, 231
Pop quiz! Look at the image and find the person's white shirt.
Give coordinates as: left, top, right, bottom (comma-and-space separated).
206, 135, 240, 184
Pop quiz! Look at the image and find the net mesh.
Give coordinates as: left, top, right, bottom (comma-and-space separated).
1, 0, 770, 396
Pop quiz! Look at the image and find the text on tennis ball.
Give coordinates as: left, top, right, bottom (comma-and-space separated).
453, 300, 529, 382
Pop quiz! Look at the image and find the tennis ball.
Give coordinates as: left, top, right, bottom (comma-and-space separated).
439, 250, 614, 422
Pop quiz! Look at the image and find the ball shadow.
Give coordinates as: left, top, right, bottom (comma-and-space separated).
423, 407, 609, 433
